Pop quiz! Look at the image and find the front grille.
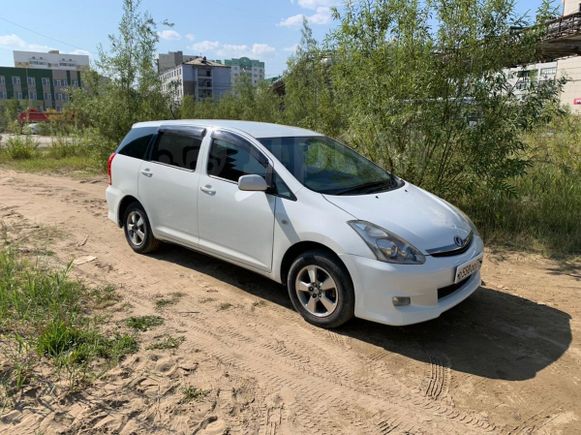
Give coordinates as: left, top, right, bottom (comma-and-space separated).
437, 276, 470, 300
428, 232, 473, 257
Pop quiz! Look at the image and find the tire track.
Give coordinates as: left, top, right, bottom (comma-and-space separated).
423, 352, 450, 400
175, 311, 495, 434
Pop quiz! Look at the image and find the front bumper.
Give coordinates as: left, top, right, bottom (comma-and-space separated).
340, 236, 484, 326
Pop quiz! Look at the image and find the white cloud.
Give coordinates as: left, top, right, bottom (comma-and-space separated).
279, 14, 304, 28
71, 49, 91, 56
190, 40, 220, 52
278, 6, 333, 28
158, 30, 182, 41
309, 7, 334, 24
297, 0, 338, 10
189, 41, 276, 58
284, 43, 300, 53
0, 34, 53, 52
251, 43, 276, 56
185, 33, 195, 41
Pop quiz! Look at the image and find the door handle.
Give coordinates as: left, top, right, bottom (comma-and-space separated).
141, 169, 153, 178
200, 185, 216, 195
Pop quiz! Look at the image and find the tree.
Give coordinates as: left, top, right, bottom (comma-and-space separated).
283, 18, 344, 136
325, 0, 564, 198
70, 0, 171, 146
0, 100, 23, 133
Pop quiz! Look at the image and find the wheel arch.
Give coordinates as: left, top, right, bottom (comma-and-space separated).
117, 195, 141, 227
280, 241, 351, 286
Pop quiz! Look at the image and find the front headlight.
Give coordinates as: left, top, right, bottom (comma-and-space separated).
348, 220, 425, 264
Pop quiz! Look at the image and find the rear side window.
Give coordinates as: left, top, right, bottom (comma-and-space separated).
207, 132, 269, 182
151, 131, 202, 171
117, 127, 156, 160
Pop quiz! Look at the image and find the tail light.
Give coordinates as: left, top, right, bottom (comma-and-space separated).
107, 152, 116, 185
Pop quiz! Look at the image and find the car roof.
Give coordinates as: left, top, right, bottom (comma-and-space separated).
132, 119, 323, 139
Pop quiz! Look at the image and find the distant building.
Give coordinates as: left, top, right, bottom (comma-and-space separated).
0, 50, 87, 112
506, 61, 558, 96
13, 50, 89, 71
157, 51, 198, 74
223, 57, 265, 86
557, 0, 581, 113
160, 56, 231, 103
504, 1, 581, 113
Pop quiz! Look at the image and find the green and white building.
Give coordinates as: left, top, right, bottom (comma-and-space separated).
0, 50, 89, 112
223, 57, 265, 85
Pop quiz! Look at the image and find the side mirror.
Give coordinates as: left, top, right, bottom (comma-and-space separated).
238, 174, 268, 192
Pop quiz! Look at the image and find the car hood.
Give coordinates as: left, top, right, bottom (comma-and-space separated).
323, 182, 471, 253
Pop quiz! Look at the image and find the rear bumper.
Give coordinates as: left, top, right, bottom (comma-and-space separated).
340, 236, 484, 326
105, 185, 123, 226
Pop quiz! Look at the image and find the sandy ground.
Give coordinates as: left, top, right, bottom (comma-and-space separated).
0, 169, 579, 434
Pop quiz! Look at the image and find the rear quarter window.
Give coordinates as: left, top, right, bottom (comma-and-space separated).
117, 127, 157, 160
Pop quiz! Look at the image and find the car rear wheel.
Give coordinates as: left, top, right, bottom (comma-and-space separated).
287, 250, 354, 328
123, 202, 160, 254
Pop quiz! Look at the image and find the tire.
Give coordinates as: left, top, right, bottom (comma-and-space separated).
286, 250, 355, 328
123, 202, 160, 254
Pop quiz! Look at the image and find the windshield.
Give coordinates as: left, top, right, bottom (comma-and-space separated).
258, 136, 402, 195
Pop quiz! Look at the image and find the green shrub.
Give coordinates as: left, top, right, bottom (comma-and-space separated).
2, 136, 39, 160
47, 135, 87, 159
463, 116, 581, 256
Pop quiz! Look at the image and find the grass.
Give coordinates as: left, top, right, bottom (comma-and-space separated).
0, 130, 111, 176
462, 116, 581, 258
0, 245, 137, 399
154, 292, 185, 310
179, 386, 209, 404
125, 315, 164, 332
1, 136, 39, 160
147, 335, 185, 350
47, 135, 88, 159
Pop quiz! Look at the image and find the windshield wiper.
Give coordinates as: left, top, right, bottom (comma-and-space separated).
333, 179, 393, 195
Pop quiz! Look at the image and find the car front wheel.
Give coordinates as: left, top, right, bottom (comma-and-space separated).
287, 250, 355, 328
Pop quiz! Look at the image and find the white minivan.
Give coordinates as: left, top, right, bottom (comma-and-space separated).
106, 120, 483, 328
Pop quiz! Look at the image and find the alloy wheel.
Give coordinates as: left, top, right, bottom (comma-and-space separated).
294, 265, 339, 317
127, 210, 146, 247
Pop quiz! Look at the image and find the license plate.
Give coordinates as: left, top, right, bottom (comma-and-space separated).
454, 255, 482, 283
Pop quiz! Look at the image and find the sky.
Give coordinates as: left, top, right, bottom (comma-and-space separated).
0, 0, 563, 78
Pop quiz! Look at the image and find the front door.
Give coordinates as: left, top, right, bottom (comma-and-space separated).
197, 130, 276, 271
138, 127, 204, 246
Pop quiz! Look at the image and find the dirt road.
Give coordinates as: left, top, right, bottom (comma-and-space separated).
0, 170, 579, 434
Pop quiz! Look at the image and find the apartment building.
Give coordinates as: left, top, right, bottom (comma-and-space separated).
13, 50, 89, 71
223, 57, 265, 86
0, 50, 88, 111
157, 51, 199, 74
160, 56, 231, 103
